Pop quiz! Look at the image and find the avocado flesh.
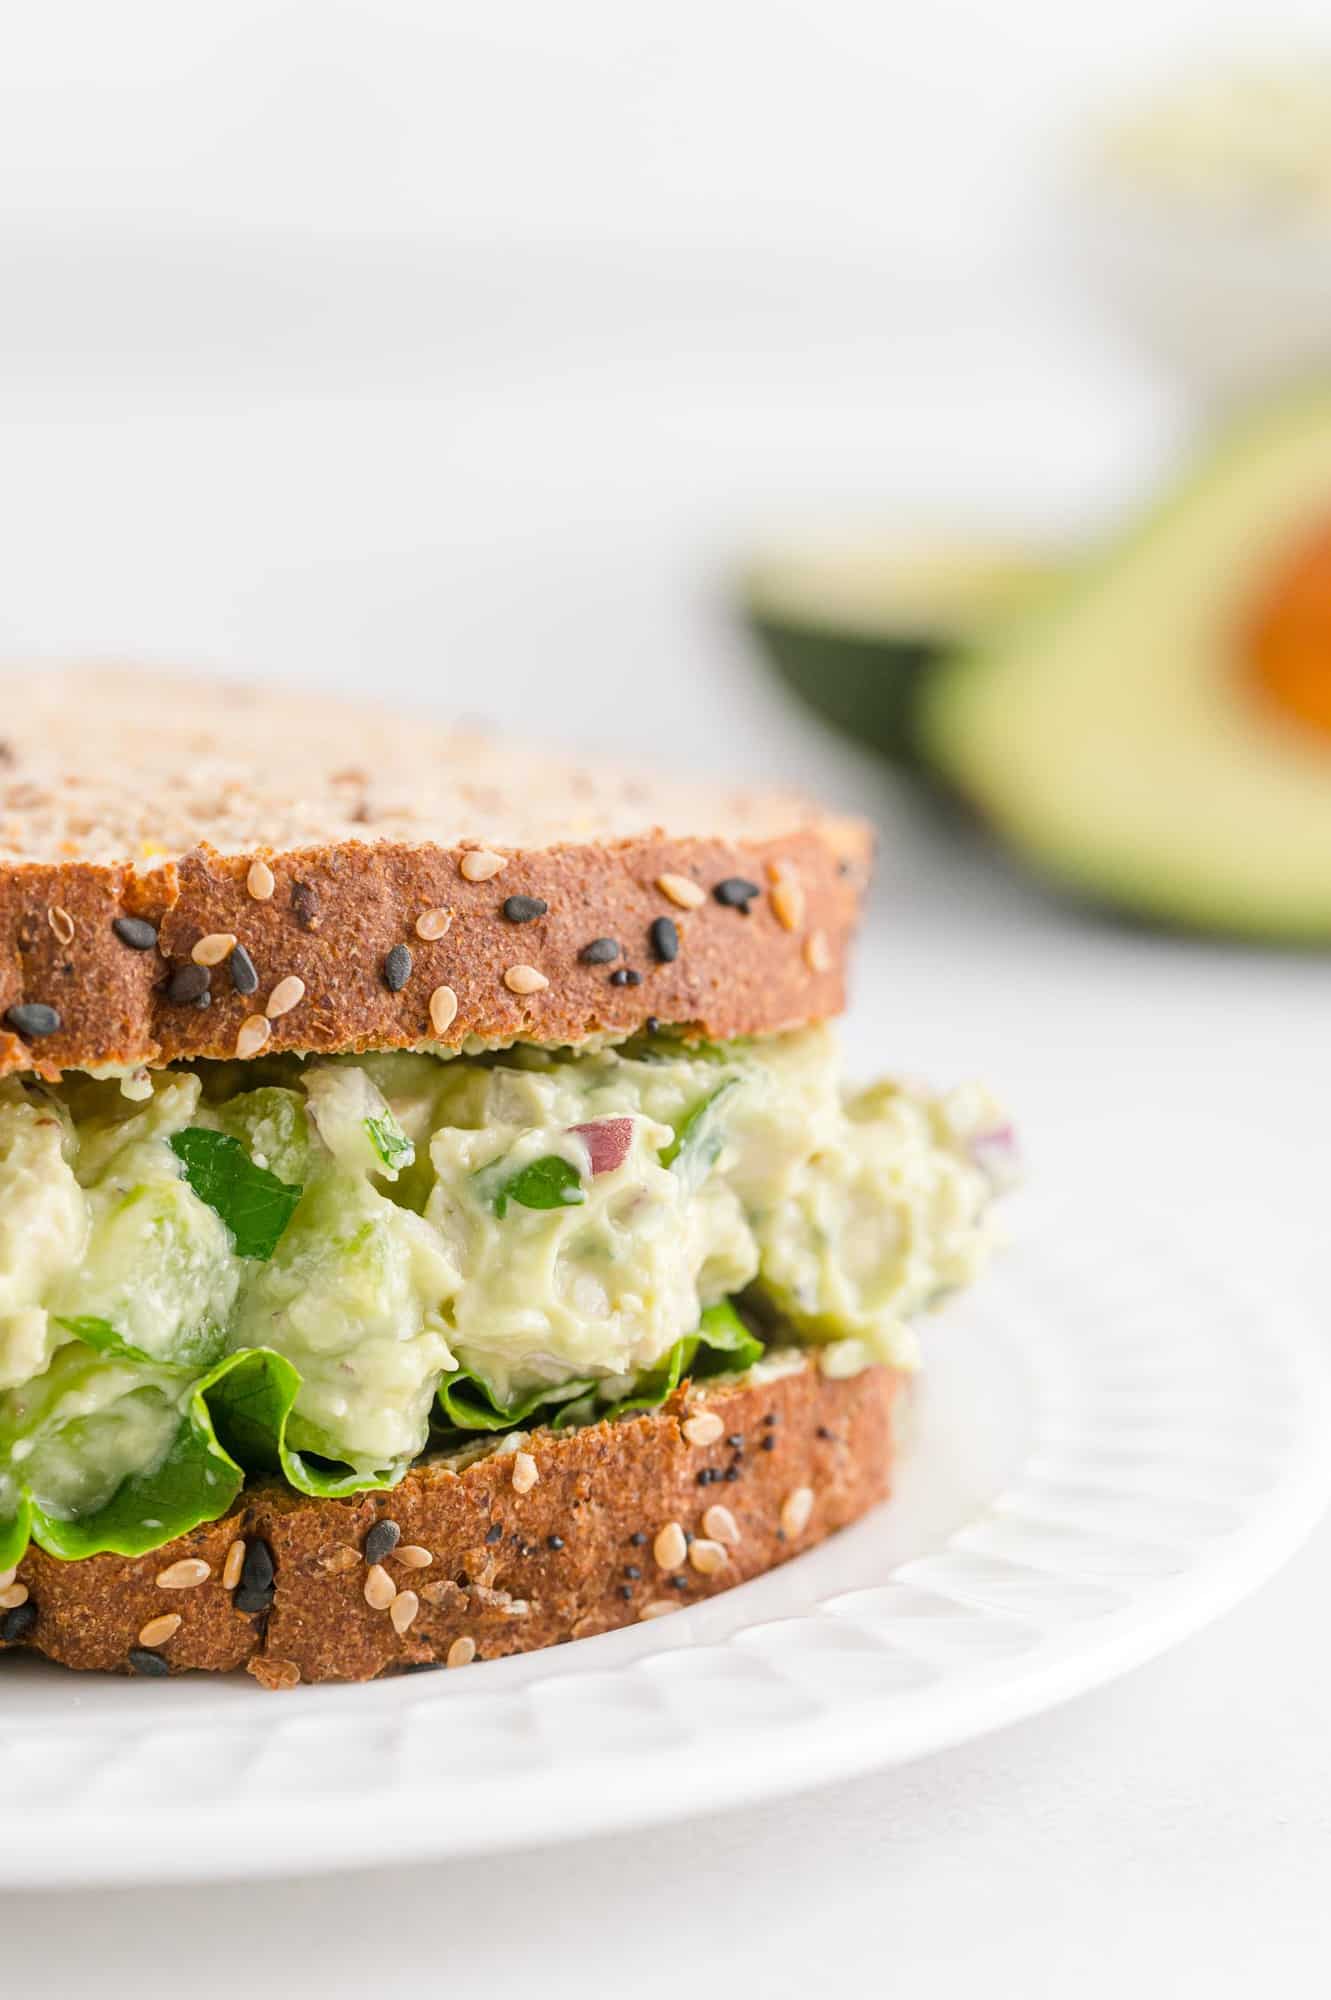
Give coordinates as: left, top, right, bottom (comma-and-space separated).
923, 388, 1331, 941
744, 538, 1056, 774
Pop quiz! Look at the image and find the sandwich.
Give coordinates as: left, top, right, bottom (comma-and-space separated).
0, 669, 1013, 1686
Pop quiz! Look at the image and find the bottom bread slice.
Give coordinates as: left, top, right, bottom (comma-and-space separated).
1, 1355, 901, 1686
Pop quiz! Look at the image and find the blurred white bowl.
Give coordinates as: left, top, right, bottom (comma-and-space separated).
1072, 62, 1331, 405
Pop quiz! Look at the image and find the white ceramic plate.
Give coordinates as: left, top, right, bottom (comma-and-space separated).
2, 1196, 1326, 1889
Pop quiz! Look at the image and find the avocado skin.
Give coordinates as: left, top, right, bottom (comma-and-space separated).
747, 611, 943, 777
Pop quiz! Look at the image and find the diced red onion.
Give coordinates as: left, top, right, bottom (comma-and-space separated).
570, 1116, 634, 1175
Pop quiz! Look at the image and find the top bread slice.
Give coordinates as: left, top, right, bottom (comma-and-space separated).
0, 669, 872, 1078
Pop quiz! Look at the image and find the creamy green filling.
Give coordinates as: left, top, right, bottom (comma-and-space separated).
0, 1027, 1012, 1566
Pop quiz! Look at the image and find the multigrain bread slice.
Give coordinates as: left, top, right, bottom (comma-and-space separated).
0, 1355, 900, 1686
0, 668, 872, 1079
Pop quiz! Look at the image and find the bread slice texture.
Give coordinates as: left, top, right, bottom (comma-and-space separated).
0, 1353, 900, 1686
0, 669, 871, 1077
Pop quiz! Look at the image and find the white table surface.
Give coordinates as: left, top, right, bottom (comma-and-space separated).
0, 229, 1326, 1994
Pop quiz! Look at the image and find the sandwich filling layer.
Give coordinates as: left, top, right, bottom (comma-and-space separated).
0, 1027, 1012, 1568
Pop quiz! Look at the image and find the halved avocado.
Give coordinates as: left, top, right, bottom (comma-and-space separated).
922, 386, 1331, 942
743, 536, 1057, 773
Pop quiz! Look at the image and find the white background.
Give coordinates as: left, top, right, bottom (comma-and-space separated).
1, 3, 1329, 1992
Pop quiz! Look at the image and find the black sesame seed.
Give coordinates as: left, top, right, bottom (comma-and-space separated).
400, 1659, 444, 1674
723, 1465, 741, 1481
648, 916, 679, 964
609, 968, 642, 987
2, 1601, 37, 1642
166, 963, 210, 1006
696, 1468, 715, 1486
645, 1016, 661, 1034
235, 1537, 276, 1613
760, 1434, 776, 1452
485, 1522, 503, 1545
670, 1574, 689, 1590
546, 1534, 564, 1551
624, 1564, 642, 1580
112, 916, 158, 952
364, 1519, 401, 1566
816, 1425, 834, 1440
383, 942, 413, 992
579, 937, 619, 965
619, 1584, 634, 1600
727, 1433, 744, 1448
503, 895, 548, 924
128, 1647, 171, 1677
229, 943, 259, 996
683, 1530, 694, 1545
629, 1530, 647, 1546
713, 876, 760, 911
762, 1411, 778, 1426
4, 1002, 61, 1038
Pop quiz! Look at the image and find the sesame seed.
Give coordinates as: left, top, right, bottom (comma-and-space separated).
415, 907, 452, 941
609, 968, 641, 986
770, 877, 805, 933
390, 1589, 420, 1635
429, 984, 459, 1036
384, 943, 413, 991
4, 1002, 61, 1038
192, 932, 238, 967
1, 1602, 37, 1642
816, 1425, 834, 1441
459, 849, 506, 882
639, 1600, 678, 1620
804, 929, 832, 973
447, 1634, 477, 1667
234, 1539, 275, 1613
395, 1545, 433, 1570
689, 1538, 729, 1576
502, 895, 548, 924
619, 1584, 633, 1600
235, 1014, 271, 1059
128, 1647, 171, 1677
648, 916, 679, 964
48, 905, 76, 947
727, 1433, 744, 1449
138, 1612, 182, 1648
222, 1539, 247, 1591
682, 1410, 724, 1447
713, 876, 760, 911
230, 943, 260, 995
249, 1657, 301, 1691
247, 858, 276, 901
511, 1451, 539, 1494
624, 1564, 642, 1580
781, 1487, 814, 1537
670, 1574, 690, 1590
546, 1534, 564, 1551
364, 1519, 401, 1566
759, 1434, 776, 1452
166, 964, 210, 1006
629, 1531, 648, 1546
155, 1557, 211, 1590
112, 915, 157, 951
702, 1504, 741, 1546
364, 1563, 396, 1610
485, 1522, 503, 1545
653, 1520, 687, 1570
763, 1411, 778, 1425
0, 1581, 29, 1611
265, 974, 306, 1020
503, 963, 548, 995
579, 937, 619, 965
656, 872, 705, 910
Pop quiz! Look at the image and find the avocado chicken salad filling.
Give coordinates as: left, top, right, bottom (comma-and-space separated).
0, 1027, 1013, 1572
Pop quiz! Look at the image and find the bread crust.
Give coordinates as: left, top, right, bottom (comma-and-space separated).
0, 825, 871, 1079
1, 1358, 900, 1685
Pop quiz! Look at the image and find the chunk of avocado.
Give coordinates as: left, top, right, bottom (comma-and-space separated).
921, 387, 1331, 941
743, 534, 1056, 773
